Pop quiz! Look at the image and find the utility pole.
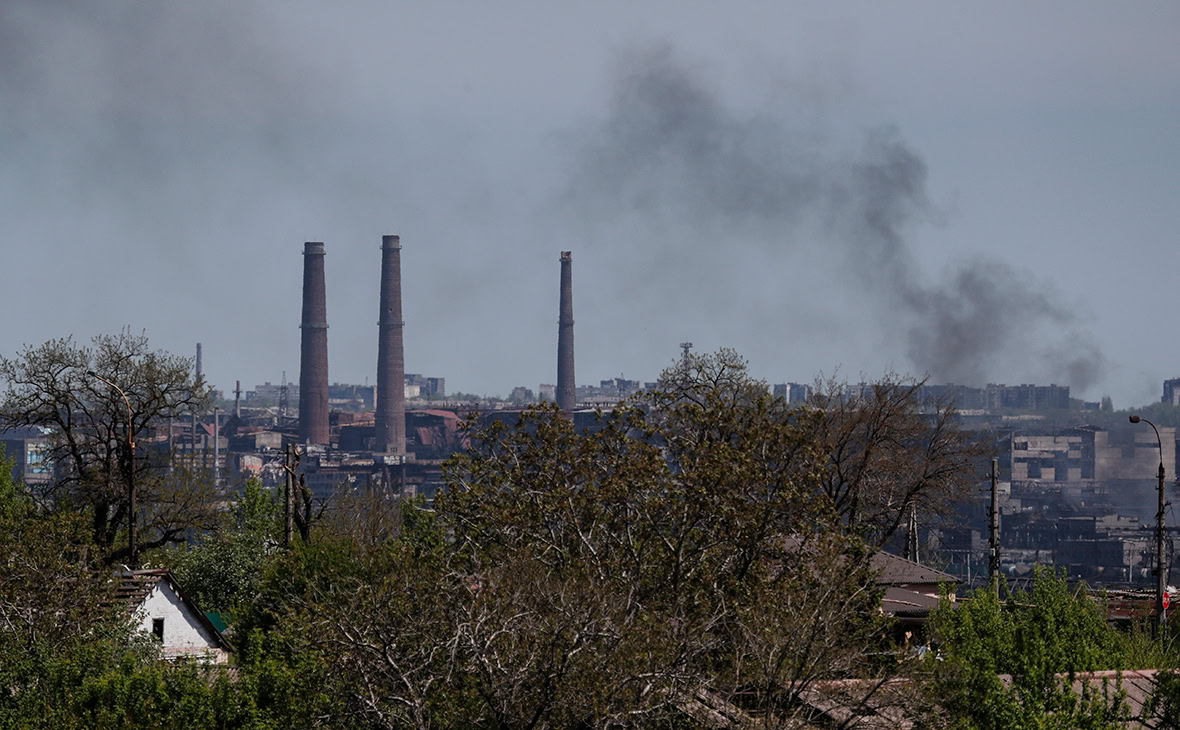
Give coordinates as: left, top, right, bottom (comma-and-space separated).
1130, 414, 1168, 639
1159, 455, 1168, 640
283, 444, 295, 549
213, 407, 220, 488
990, 457, 1001, 597
905, 503, 919, 564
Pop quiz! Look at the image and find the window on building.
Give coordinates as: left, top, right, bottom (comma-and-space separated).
152, 618, 164, 642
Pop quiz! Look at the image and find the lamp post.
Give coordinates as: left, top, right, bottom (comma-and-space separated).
1130, 414, 1167, 639
88, 370, 136, 567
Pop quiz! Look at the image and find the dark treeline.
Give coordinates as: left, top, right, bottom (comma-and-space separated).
3, 338, 1180, 728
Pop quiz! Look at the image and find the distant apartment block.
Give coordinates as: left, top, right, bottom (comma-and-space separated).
773, 383, 810, 404
1164, 378, 1180, 405
788, 383, 809, 404
329, 383, 376, 408
576, 377, 644, 404
509, 386, 535, 403
918, 383, 1071, 411
405, 374, 445, 399
247, 381, 297, 402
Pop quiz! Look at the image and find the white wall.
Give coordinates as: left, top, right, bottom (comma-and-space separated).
134, 579, 228, 663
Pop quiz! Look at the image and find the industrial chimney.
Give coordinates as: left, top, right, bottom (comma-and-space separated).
374, 235, 405, 455
557, 251, 575, 412
298, 241, 330, 445
195, 343, 202, 379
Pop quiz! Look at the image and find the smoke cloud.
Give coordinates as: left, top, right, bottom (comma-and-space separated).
566, 47, 1105, 389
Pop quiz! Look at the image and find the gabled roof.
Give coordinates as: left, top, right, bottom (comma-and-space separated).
111, 569, 168, 606
110, 569, 232, 652
871, 551, 958, 586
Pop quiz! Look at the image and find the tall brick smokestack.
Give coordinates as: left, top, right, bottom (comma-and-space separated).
299, 241, 330, 445
557, 250, 575, 412
375, 235, 405, 455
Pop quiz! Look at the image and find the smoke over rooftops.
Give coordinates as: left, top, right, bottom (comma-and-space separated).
566, 46, 1105, 389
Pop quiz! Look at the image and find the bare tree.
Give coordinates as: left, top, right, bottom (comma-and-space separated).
808, 375, 985, 548
0, 330, 211, 562
650, 352, 983, 550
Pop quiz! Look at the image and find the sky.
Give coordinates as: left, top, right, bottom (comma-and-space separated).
1, 1, 1178, 406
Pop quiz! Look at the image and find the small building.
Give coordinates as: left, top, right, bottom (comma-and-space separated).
111, 569, 231, 664
872, 551, 958, 628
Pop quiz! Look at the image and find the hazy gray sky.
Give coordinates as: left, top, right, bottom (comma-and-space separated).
2, 2, 1177, 406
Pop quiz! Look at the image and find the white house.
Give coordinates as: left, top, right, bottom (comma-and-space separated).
112, 569, 232, 664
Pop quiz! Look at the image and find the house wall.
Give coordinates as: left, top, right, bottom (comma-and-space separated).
135, 581, 228, 663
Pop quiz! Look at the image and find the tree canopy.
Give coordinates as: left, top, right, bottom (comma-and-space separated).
8, 342, 1180, 728
0, 330, 211, 562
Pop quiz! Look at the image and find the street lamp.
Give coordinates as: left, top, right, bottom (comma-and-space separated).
88, 370, 136, 567
1130, 414, 1167, 639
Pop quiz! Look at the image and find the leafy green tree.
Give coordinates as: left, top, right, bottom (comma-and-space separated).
166, 476, 282, 617
930, 567, 1169, 729
233, 500, 484, 729
0, 442, 117, 693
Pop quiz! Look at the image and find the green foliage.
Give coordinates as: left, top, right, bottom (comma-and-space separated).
0, 628, 286, 730
930, 567, 1170, 728
1141, 669, 1180, 728
1, 348, 995, 728
166, 477, 281, 617
233, 529, 439, 726
0, 443, 30, 525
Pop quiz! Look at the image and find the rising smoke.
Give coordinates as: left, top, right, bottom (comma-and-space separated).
567, 46, 1105, 389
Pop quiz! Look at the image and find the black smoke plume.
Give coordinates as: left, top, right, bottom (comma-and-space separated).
568, 46, 1104, 389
